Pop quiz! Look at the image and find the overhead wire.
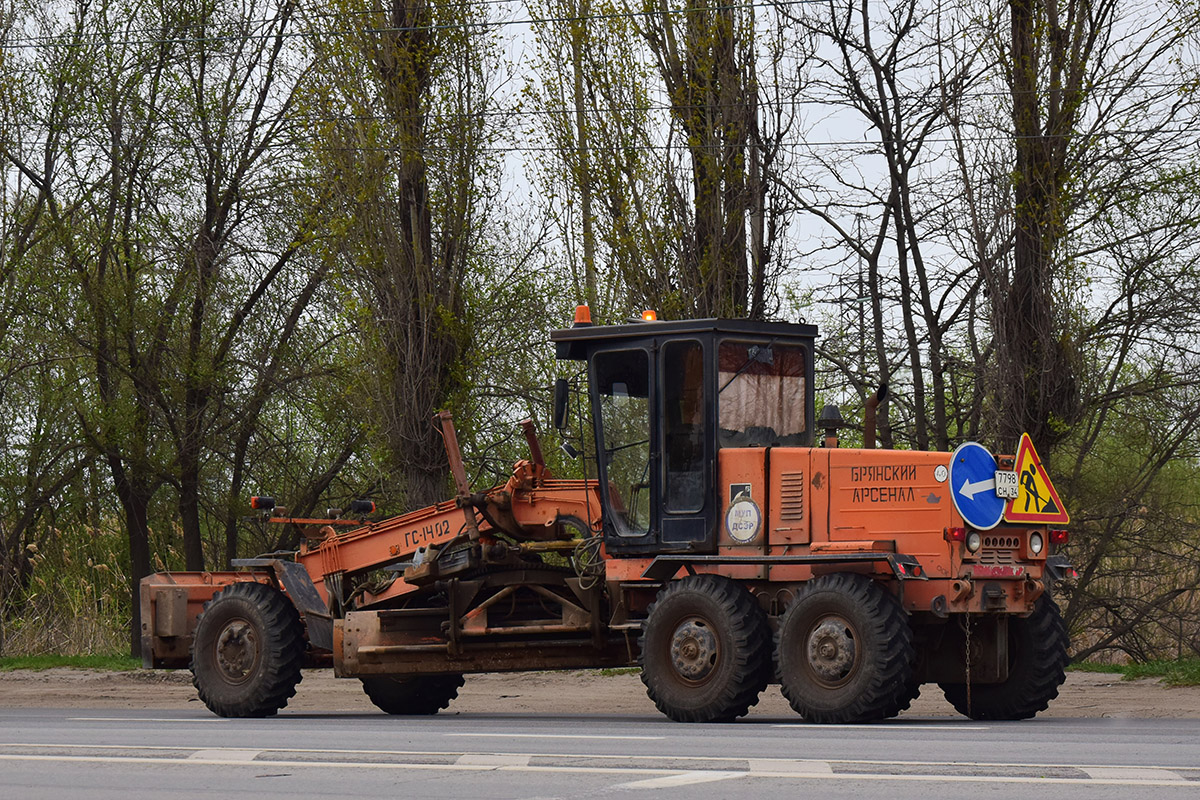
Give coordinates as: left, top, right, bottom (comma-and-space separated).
1, 84, 1194, 129
0, 1, 1194, 157
0, 0, 826, 49
3, 125, 1196, 155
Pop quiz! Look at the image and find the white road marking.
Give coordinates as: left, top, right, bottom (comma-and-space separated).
748, 758, 833, 775
67, 717, 225, 723
738, 769, 1197, 787
445, 733, 664, 741
0, 754, 496, 772
772, 723, 988, 731
188, 749, 262, 762
1081, 767, 1186, 782
0, 745, 1196, 788
455, 754, 532, 767
0, 754, 1193, 787
615, 771, 745, 789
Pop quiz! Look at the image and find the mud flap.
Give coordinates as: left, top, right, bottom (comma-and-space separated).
232, 558, 334, 651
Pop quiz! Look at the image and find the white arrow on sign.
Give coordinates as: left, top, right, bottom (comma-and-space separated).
958, 477, 995, 500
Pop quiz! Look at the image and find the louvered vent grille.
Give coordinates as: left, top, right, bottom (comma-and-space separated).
978, 536, 1018, 565
780, 472, 804, 520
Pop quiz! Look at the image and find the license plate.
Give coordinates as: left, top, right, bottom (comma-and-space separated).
994, 470, 1019, 499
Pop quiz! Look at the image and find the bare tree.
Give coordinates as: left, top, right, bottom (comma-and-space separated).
946, 0, 1200, 657
783, 0, 986, 449
304, 0, 507, 508
627, 0, 795, 318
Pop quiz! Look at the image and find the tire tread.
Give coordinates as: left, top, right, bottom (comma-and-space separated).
190, 581, 306, 718
940, 595, 1069, 720
638, 574, 771, 723
777, 573, 916, 723
361, 674, 465, 715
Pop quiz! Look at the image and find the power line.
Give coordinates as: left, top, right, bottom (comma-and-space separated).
0, 0, 823, 50
4, 96, 1194, 134
3, 61, 1196, 129
3, 126, 1197, 156
3, 21, 1191, 102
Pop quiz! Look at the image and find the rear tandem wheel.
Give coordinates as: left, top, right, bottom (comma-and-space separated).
638, 574, 772, 723
776, 573, 916, 723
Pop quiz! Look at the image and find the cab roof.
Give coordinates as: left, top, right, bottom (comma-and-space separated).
552, 317, 818, 361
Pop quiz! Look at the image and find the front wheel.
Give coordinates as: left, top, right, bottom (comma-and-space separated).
361, 674, 465, 715
776, 573, 916, 723
639, 574, 772, 722
190, 581, 306, 718
940, 595, 1069, 720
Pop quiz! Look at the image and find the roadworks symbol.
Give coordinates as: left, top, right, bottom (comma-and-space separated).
1003, 432, 1069, 524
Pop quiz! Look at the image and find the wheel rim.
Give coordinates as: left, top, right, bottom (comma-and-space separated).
214, 617, 261, 685
668, 617, 719, 683
805, 614, 858, 688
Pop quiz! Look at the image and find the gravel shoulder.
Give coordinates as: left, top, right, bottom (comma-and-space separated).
2, 668, 1198, 718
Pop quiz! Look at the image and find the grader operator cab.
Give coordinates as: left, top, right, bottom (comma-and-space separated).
553, 314, 814, 555
141, 309, 1072, 724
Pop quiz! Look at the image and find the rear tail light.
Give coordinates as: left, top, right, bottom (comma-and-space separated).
944, 527, 966, 542
966, 531, 982, 553
1050, 529, 1069, 545
1029, 532, 1044, 555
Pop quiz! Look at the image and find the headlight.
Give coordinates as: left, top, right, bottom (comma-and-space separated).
966, 531, 982, 553
1030, 532, 1044, 555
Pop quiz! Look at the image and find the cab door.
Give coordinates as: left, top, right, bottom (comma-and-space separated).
591, 339, 716, 555
591, 347, 657, 551
658, 339, 716, 550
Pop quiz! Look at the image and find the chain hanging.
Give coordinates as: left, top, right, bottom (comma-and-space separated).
964, 610, 973, 718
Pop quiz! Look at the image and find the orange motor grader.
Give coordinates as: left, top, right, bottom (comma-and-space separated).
141, 309, 1073, 722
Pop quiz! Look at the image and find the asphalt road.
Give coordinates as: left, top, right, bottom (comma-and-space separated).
2, 708, 1199, 799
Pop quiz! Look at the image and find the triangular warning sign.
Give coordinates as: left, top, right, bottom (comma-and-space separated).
1003, 433, 1070, 524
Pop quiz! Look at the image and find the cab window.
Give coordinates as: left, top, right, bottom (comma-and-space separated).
718, 341, 807, 447
662, 340, 705, 512
592, 349, 651, 536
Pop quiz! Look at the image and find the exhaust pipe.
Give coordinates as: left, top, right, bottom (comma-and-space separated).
863, 384, 888, 449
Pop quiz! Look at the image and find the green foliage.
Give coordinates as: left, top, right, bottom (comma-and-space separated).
1121, 659, 1200, 686
0, 0, 1198, 667
1050, 360, 1200, 663
1070, 659, 1200, 687
523, 0, 669, 321
0, 519, 131, 658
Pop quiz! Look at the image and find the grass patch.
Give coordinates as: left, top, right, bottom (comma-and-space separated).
1070, 658, 1200, 686
0, 654, 140, 672
595, 667, 640, 677
1121, 659, 1200, 686
1068, 661, 1126, 675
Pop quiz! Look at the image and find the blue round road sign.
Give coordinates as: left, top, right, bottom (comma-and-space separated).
948, 441, 1005, 531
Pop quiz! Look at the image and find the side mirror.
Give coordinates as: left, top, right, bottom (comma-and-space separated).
553, 378, 570, 430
